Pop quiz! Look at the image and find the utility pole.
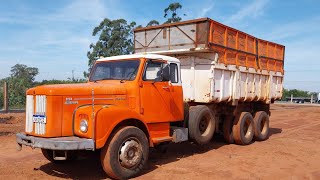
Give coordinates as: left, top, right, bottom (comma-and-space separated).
3, 81, 8, 113
311, 94, 313, 104
72, 70, 75, 81
290, 94, 293, 103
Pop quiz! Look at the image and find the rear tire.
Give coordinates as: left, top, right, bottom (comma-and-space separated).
232, 112, 254, 145
188, 105, 215, 145
253, 111, 270, 141
223, 115, 235, 144
100, 126, 149, 179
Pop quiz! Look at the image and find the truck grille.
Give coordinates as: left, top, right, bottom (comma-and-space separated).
25, 95, 47, 135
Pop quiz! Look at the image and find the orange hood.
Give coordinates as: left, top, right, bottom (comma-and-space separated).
27, 82, 127, 96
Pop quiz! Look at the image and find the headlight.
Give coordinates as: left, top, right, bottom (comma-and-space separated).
80, 120, 88, 133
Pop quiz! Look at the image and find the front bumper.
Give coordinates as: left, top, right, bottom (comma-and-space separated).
16, 133, 95, 151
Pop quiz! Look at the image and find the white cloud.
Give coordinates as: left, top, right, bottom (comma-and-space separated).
197, 4, 214, 18
48, 0, 107, 23
0, 0, 129, 80
263, 16, 320, 41
225, 0, 269, 25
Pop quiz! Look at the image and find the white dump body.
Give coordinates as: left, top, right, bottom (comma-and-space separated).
176, 53, 283, 104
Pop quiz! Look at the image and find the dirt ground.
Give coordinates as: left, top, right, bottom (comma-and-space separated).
0, 104, 320, 180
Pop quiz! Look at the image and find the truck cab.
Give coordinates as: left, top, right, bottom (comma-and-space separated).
17, 54, 187, 179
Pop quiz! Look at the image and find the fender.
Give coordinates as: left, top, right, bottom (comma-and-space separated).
94, 105, 150, 149
73, 104, 108, 140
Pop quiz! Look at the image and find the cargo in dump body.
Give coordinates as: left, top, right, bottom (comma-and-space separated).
134, 18, 285, 104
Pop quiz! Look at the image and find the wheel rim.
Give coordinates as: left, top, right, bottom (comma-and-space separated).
243, 118, 253, 139
118, 138, 143, 169
199, 114, 210, 136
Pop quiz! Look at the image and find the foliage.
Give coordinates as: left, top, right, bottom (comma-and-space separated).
1, 64, 39, 109
281, 88, 318, 101
282, 88, 309, 99
0, 64, 86, 110
164, 2, 183, 23
86, 18, 137, 74
86, 2, 186, 77
146, 20, 160, 27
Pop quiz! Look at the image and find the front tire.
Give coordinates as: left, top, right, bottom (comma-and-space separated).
100, 126, 149, 179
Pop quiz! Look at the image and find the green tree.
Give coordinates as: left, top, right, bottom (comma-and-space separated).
164, 2, 183, 23
86, 2, 186, 74
147, 20, 160, 27
10, 64, 38, 83
282, 88, 310, 100
86, 18, 137, 73
7, 64, 39, 108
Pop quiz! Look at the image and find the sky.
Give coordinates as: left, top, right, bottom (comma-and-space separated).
0, 0, 319, 92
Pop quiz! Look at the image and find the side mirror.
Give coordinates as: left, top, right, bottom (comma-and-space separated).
162, 64, 170, 81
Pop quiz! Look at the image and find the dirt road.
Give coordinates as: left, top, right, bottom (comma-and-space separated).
0, 104, 320, 179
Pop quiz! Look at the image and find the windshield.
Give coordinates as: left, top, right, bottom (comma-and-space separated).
90, 60, 140, 81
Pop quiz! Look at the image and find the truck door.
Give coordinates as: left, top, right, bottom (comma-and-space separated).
167, 62, 184, 121
140, 60, 174, 123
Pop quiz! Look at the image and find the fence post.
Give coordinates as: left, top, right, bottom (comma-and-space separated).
3, 81, 8, 113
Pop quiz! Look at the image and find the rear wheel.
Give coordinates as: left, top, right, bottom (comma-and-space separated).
223, 115, 235, 144
100, 126, 149, 179
232, 112, 254, 145
253, 111, 270, 141
188, 105, 215, 145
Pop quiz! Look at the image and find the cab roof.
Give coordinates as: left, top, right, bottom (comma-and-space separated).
97, 53, 180, 63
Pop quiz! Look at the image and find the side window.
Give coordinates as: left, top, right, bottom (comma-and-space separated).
143, 61, 162, 81
170, 63, 179, 83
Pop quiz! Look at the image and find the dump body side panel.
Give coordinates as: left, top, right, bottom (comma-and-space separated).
134, 18, 285, 73
179, 54, 283, 103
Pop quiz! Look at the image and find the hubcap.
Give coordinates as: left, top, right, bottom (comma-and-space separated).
119, 139, 142, 168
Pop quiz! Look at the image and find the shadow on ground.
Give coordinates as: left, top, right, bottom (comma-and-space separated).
38, 127, 283, 179
38, 135, 227, 179
269, 127, 282, 137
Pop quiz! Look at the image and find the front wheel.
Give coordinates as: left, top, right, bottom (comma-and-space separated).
100, 126, 149, 179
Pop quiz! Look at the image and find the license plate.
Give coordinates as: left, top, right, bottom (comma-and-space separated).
33, 115, 47, 124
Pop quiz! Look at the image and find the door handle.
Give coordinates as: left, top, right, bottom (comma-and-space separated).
162, 86, 170, 90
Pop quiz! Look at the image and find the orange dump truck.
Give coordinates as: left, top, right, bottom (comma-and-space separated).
16, 18, 285, 179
